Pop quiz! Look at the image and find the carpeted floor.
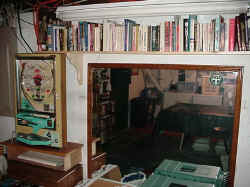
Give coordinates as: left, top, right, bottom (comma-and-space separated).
102, 128, 222, 177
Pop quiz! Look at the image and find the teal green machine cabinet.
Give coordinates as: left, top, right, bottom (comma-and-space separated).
142, 159, 225, 187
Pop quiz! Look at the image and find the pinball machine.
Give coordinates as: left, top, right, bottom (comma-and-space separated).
15, 53, 67, 148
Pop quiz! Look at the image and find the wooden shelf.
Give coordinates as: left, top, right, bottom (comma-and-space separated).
8, 160, 83, 187
2, 140, 83, 171
30, 50, 250, 56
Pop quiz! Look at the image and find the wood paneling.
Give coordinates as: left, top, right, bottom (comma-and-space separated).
0, 27, 17, 117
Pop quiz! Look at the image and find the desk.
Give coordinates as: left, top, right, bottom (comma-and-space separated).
7, 160, 83, 187
154, 103, 234, 138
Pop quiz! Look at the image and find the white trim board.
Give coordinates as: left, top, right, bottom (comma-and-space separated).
56, 0, 249, 22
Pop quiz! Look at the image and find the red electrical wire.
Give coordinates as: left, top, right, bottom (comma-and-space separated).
38, 0, 59, 6
33, 5, 41, 51
53, 0, 72, 7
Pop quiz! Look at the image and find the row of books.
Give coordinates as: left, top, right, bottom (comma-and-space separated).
45, 13, 250, 52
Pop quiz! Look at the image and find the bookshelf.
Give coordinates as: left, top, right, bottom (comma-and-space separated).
35, 0, 249, 54
41, 13, 250, 53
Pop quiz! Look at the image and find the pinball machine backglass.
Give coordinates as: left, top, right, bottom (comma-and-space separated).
15, 53, 67, 148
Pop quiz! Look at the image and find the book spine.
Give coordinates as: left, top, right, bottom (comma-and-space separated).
53, 27, 57, 51
207, 23, 212, 52
59, 28, 63, 51
248, 16, 250, 50
179, 18, 184, 52
88, 24, 91, 51
148, 25, 152, 51
132, 25, 137, 51
103, 21, 108, 51
115, 26, 119, 51
47, 24, 53, 51
239, 13, 247, 51
156, 25, 160, 51
71, 23, 75, 51
138, 25, 143, 51
160, 22, 165, 52
124, 19, 128, 51
81, 23, 85, 51
94, 25, 100, 51
189, 15, 197, 52
111, 23, 115, 51
57, 28, 60, 51
175, 16, 180, 52
90, 24, 95, 51
195, 23, 200, 51
229, 18, 235, 51
245, 15, 249, 51
77, 22, 81, 51
135, 24, 139, 51
83, 22, 88, 51
224, 18, 229, 51
206, 23, 209, 51
165, 21, 170, 52
235, 16, 242, 51
211, 19, 215, 52
100, 24, 103, 51
214, 16, 221, 51
67, 25, 72, 51
199, 23, 203, 51
151, 26, 156, 51
194, 20, 198, 51
169, 22, 172, 52
63, 28, 67, 51
172, 21, 176, 52
143, 25, 148, 52
183, 19, 189, 51
220, 22, 225, 51
202, 23, 206, 52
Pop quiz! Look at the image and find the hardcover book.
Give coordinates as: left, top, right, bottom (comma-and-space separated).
183, 18, 189, 51
229, 18, 236, 51
188, 15, 197, 52
239, 13, 247, 51
165, 21, 170, 52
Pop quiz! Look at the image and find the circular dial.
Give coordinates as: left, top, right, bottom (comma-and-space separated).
21, 61, 54, 104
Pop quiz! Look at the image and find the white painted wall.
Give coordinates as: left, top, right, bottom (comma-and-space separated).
16, 12, 38, 53
0, 116, 15, 142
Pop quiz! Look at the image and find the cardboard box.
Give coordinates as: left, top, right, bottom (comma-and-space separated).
89, 178, 134, 187
103, 165, 122, 181
89, 166, 134, 187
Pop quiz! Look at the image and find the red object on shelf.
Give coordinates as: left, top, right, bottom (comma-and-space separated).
229, 18, 236, 51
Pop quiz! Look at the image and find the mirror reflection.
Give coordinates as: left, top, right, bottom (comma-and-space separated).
90, 67, 237, 185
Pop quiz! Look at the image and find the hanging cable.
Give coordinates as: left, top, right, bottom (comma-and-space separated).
17, 8, 33, 53
20, 18, 33, 25
10, 28, 29, 53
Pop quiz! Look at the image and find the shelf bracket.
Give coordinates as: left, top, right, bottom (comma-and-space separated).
66, 53, 83, 85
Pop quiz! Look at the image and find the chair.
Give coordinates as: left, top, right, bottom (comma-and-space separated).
209, 126, 229, 154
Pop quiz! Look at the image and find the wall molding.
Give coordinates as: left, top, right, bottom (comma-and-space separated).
56, 0, 249, 22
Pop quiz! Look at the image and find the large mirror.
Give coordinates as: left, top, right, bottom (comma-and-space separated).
87, 63, 242, 187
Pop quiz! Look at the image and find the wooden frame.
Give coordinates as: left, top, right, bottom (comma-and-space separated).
87, 63, 243, 187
